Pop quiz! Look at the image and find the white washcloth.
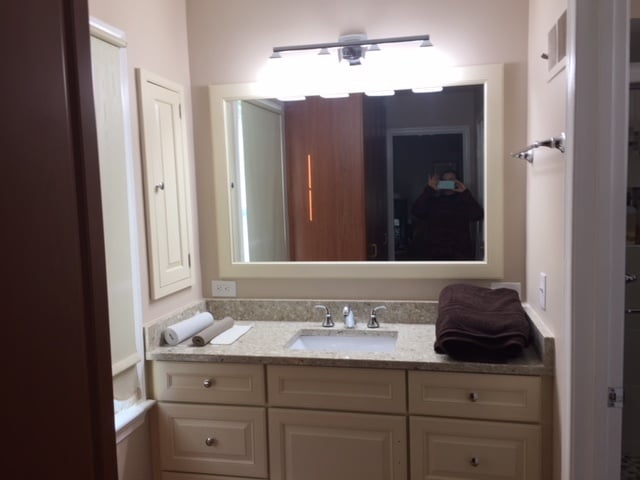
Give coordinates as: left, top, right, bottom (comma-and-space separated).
210, 324, 253, 345
163, 312, 214, 345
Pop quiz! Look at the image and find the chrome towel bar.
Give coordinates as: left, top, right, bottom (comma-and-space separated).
511, 132, 566, 163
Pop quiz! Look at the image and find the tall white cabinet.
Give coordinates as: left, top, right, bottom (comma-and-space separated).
136, 69, 193, 299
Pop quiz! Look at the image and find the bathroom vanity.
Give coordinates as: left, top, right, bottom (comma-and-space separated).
146, 302, 553, 480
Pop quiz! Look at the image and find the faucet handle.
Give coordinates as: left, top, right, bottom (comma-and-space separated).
368, 305, 387, 328
314, 305, 334, 328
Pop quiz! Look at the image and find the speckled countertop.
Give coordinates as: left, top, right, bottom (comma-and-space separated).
144, 299, 554, 376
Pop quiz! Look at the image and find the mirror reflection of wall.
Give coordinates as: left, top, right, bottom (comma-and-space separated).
627, 84, 640, 245
228, 84, 485, 263
228, 99, 289, 262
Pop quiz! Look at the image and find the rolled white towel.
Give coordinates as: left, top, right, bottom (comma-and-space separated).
163, 312, 214, 346
192, 317, 235, 346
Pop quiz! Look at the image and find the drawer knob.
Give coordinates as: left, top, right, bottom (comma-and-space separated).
470, 457, 480, 467
205, 436, 216, 446
469, 392, 479, 402
203, 378, 214, 388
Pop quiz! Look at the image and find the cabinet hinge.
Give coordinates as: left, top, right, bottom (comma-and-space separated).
179, 103, 182, 119
608, 387, 623, 408
188, 253, 191, 268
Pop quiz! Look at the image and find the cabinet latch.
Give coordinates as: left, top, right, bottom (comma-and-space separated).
608, 387, 623, 408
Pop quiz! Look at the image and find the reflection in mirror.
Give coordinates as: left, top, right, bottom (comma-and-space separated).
209, 64, 504, 279
227, 86, 484, 262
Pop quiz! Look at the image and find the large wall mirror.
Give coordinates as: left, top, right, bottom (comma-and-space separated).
209, 64, 504, 279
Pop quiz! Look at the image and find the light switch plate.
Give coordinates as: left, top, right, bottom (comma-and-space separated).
539, 273, 547, 310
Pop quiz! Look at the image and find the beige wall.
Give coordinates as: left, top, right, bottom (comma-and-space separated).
116, 419, 153, 480
87, 1, 200, 478
186, 0, 529, 300
526, 1, 568, 479
88, 0, 203, 321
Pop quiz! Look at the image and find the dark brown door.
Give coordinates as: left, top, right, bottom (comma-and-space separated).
285, 95, 367, 260
2, 1, 118, 478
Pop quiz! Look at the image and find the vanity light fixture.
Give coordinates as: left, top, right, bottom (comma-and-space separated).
255, 33, 453, 99
411, 86, 444, 93
276, 95, 306, 102
320, 93, 350, 99
270, 33, 433, 66
364, 90, 395, 97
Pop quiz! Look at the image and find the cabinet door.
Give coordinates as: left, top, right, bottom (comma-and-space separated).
410, 416, 540, 480
137, 69, 193, 299
269, 408, 407, 480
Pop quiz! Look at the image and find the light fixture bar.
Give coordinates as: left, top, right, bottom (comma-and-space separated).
272, 34, 432, 55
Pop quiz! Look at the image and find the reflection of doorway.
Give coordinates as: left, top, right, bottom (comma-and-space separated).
622, 80, 640, 479
229, 100, 289, 261
386, 127, 472, 259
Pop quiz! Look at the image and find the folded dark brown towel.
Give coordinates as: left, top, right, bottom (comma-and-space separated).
434, 284, 531, 360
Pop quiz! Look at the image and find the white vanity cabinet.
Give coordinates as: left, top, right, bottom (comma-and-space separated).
267, 365, 407, 480
149, 361, 549, 480
150, 362, 268, 479
408, 371, 547, 480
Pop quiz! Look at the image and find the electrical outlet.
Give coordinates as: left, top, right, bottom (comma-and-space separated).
539, 273, 547, 311
212, 280, 236, 297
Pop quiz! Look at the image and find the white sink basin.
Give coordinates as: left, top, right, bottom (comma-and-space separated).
288, 330, 397, 353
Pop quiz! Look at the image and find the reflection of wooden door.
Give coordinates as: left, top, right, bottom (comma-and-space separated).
285, 95, 366, 260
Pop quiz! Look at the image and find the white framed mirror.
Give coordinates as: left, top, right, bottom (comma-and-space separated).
209, 63, 504, 279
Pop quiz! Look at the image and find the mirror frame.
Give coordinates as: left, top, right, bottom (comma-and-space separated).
209, 63, 504, 279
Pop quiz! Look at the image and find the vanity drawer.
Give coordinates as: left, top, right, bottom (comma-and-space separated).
157, 403, 267, 478
408, 371, 541, 422
151, 362, 265, 405
410, 416, 541, 480
267, 365, 406, 413
162, 473, 256, 480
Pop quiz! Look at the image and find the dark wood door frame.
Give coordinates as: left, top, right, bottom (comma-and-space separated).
2, 1, 118, 478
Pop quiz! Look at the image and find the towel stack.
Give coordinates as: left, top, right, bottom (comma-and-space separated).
163, 312, 235, 347
434, 284, 531, 360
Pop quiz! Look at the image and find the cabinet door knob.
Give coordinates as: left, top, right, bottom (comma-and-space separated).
205, 436, 216, 446
469, 392, 479, 402
470, 457, 480, 467
154, 181, 165, 192
203, 378, 214, 388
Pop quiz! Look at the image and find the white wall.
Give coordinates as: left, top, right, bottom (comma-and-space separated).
88, 0, 203, 322
526, 1, 569, 478
87, 1, 201, 478
186, 0, 529, 300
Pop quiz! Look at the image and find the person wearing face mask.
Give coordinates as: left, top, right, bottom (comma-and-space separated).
409, 170, 484, 260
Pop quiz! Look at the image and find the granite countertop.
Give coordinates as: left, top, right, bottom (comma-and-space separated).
145, 300, 554, 376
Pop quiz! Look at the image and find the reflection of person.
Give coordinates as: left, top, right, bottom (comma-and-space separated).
409, 170, 484, 260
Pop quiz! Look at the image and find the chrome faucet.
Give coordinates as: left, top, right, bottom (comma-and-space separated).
368, 305, 387, 328
343, 305, 356, 328
314, 305, 334, 327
